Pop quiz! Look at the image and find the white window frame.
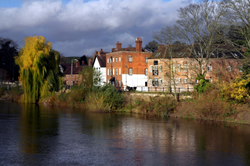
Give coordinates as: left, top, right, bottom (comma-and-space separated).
159, 65, 162, 72
178, 64, 181, 72
119, 57, 121, 62
128, 56, 132, 62
107, 58, 109, 63
184, 64, 187, 72
208, 65, 212, 71
145, 68, 148, 76
107, 69, 109, 75
184, 78, 187, 84
129, 68, 133, 75
150, 65, 153, 72
178, 78, 181, 83
119, 68, 121, 75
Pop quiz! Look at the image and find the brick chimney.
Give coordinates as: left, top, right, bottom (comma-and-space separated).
158, 44, 164, 49
116, 41, 122, 50
135, 37, 142, 52
76, 60, 80, 67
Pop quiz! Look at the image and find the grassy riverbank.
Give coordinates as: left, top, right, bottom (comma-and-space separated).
1, 85, 250, 124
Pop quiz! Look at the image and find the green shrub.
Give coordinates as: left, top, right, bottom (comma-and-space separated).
86, 84, 124, 112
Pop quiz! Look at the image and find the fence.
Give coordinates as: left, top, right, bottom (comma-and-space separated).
136, 86, 194, 93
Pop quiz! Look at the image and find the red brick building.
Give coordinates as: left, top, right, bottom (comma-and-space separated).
106, 38, 152, 90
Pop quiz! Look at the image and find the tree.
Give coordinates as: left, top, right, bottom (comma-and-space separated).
222, 0, 250, 58
173, 0, 226, 80
0, 37, 19, 82
144, 40, 159, 53
15, 36, 62, 103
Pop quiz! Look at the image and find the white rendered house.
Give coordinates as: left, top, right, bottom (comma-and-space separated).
92, 49, 107, 86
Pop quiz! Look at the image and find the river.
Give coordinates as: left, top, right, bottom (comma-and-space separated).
1, 101, 250, 165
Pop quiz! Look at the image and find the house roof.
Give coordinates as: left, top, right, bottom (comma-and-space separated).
60, 63, 84, 74
149, 44, 244, 59
92, 50, 107, 67
111, 47, 148, 52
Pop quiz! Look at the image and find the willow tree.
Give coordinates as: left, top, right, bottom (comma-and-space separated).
15, 36, 61, 103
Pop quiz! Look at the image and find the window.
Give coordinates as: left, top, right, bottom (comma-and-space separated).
110, 69, 112, 76
116, 80, 118, 87
113, 58, 114, 63
153, 65, 158, 75
71, 81, 73, 85
150, 65, 153, 72
184, 78, 187, 84
184, 64, 187, 72
154, 60, 158, 65
116, 57, 117, 62
66, 75, 68, 78
71, 74, 73, 78
178, 64, 181, 72
178, 78, 181, 83
129, 68, 133, 75
119, 68, 121, 75
116, 68, 118, 75
110, 58, 112, 63
153, 78, 158, 86
113, 69, 114, 76
119, 57, 121, 62
159, 79, 163, 84
173, 64, 175, 72
208, 65, 212, 71
228, 66, 231, 72
209, 77, 212, 83
107, 69, 109, 75
239, 66, 242, 72
159, 65, 162, 72
145, 68, 148, 76
119, 80, 121, 87
129, 56, 132, 62
107, 58, 109, 63
195, 79, 198, 84
145, 57, 148, 63
150, 79, 153, 84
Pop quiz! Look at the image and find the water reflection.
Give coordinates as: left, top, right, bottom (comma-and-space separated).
0, 101, 250, 165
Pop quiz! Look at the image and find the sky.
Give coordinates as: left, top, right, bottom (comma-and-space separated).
0, 0, 195, 57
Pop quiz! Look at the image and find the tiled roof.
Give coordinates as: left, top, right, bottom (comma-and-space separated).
60, 63, 84, 74
111, 47, 148, 52
149, 44, 244, 59
93, 53, 106, 67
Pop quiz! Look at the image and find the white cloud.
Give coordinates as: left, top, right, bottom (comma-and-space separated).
0, 0, 193, 56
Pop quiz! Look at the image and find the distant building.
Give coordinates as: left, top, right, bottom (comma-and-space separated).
106, 38, 152, 91
61, 60, 87, 87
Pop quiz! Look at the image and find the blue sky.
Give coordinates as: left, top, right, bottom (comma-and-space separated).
0, 0, 194, 57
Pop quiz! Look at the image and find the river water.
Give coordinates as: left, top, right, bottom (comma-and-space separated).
1, 101, 250, 165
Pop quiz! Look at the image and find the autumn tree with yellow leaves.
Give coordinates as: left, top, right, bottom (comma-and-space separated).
15, 36, 62, 103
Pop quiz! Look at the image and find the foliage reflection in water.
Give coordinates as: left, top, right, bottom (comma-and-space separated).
0, 101, 250, 165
